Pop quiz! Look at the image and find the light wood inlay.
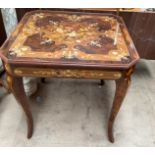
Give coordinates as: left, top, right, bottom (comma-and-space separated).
14, 67, 122, 79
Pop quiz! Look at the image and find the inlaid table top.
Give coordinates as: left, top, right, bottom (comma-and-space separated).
0, 10, 139, 69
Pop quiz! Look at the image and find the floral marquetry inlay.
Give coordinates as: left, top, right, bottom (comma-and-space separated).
7, 11, 131, 64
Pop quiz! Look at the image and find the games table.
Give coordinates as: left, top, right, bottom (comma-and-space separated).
0, 10, 139, 142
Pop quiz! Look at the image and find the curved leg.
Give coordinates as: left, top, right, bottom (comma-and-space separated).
108, 76, 131, 143
7, 74, 33, 139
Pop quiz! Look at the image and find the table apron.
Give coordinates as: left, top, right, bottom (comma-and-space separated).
6, 65, 122, 80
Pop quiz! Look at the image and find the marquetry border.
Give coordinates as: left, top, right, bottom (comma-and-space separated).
12, 67, 122, 80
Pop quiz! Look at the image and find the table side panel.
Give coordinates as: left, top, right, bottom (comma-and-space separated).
5, 64, 122, 80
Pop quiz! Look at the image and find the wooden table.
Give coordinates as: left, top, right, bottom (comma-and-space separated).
0, 10, 139, 143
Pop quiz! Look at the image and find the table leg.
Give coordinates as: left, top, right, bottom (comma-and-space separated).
99, 80, 105, 86
108, 76, 131, 143
7, 74, 33, 139
41, 78, 46, 83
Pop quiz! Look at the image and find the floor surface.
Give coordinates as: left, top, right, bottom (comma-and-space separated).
0, 59, 155, 146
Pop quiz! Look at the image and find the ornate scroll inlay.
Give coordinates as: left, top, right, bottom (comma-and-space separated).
8, 12, 131, 64
5, 64, 12, 74
6, 74, 13, 92
14, 67, 122, 79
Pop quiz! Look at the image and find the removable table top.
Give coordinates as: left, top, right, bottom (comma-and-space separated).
0, 10, 139, 69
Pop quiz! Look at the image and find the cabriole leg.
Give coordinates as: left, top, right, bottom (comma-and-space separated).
108, 76, 131, 143
6, 74, 33, 138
